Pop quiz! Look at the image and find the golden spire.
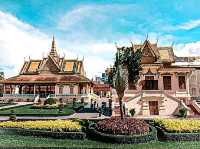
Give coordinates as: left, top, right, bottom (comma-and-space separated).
49, 35, 58, 57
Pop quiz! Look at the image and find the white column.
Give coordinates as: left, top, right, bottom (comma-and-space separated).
33, 85, 36, 95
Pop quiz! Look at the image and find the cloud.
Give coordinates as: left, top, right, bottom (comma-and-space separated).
178, 19, 200, 30
0, 11, 52, 77
0, 11, 114, 79
175, 41, 200, 56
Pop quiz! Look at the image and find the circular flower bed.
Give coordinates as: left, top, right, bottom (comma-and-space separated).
96, 118, 149, 135
88, 118, 157, 144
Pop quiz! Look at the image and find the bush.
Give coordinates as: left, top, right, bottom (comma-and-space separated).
130, 108, 135, 116
88, 124, 157, 144
95, 118, 149, 135
156, 126, 200, 141
44, 98, 57, 105
9, 110, 16, 121
0, 128, 86, 139
179, 107, 187, 118
59, 103, 64, 113
31, 104, 58, 109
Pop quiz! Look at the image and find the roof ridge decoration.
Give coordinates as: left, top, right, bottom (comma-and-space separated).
49, 36, 58, 58
142, 40, 157, 58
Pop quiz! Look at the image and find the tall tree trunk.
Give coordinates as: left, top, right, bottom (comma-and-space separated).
119, 97, 124, 120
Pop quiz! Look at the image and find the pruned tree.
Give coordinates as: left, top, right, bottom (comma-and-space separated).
115, 65, 126, 119
111, 45, 142, 119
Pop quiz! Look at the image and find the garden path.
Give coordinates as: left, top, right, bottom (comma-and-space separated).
0, 112, 109, 121
0, 102, 33, 110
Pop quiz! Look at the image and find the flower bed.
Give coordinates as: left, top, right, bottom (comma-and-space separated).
96, 118, 149, 135
154, 119, 200, 133
88, 118, 157, 144
154, 119, 200, 141
0, 120, 86, 139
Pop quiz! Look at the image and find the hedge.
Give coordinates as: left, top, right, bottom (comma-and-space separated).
87, 124, 157, 144
0, 128, 86, 140
156, 126, 200, 141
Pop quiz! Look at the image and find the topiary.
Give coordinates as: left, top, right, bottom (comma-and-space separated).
9, 110, 16, 121
130, 108, 135, 116
44, 98, 57, 105
179, 107, 187, 118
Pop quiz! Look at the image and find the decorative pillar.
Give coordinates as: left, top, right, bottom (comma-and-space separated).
33, 85, 36, 96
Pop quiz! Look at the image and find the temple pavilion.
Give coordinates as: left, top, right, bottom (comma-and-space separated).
1, 37, 94, 102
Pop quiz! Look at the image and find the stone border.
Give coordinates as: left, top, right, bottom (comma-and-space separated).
156, 126, 200, 141
0, 128, 86, 140
87, 124, 157, 144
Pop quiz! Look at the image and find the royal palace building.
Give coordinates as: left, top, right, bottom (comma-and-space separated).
113, 39, 200, 117
1, 37, 95, 102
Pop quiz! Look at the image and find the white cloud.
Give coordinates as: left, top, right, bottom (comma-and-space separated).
175, 41, 200, 56
0, 11, 114, 79
178, 19, 200, 30
0, 11, 52, 77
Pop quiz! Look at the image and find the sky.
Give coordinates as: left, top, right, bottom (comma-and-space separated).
1, 0, 200, 78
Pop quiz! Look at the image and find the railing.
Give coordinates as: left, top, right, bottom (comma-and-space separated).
141, 90, 164, 98
3, 94, 35, 97
54, 94, 87, 97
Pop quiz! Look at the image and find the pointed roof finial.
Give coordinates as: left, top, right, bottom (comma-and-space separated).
49, 35, 58, 57
114, 42, 119, 49
171, 41, 174, 47
82, 56, 84, 61
156, 37, 159, 44
146, 33, 149, 40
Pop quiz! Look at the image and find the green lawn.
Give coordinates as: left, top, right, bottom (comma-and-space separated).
0, 134, 200, 149
0, 103, 80, 116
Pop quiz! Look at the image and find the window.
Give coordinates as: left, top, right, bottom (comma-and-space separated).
59, 86, 63, 94
70, 86, 74, 94
163, 76, 171, 90
178, 76, 186, 89
143, 76, 158, 90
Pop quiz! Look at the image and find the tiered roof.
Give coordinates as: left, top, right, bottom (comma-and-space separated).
4, 37, 91, 84
117, 39, 200, 66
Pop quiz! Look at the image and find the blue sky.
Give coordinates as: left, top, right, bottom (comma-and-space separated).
1, 0, 200, 78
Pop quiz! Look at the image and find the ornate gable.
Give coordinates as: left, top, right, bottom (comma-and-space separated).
40, 56, 60, 74
141, 40, 157, 64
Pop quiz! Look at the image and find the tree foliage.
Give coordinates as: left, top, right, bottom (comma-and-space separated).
109, 46, 142, 86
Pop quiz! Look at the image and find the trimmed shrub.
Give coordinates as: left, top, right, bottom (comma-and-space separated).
156, 126, 200, 141
0, 128, 86, 139
88, 124, 157, 144
95, 118, 149, 135
58, 103, 64, 113
44, 98, 57, 105
130, 108, 135, 116
9, 110, 16, 121
31, 104, 58, 109
179, 107, 187, 118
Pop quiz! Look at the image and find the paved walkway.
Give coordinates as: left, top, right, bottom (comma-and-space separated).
0, 102, 33, 110
0, 113, 110, 121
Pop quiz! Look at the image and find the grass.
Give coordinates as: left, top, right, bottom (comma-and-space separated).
0, 134, 200, 149
0, 103, 82, 116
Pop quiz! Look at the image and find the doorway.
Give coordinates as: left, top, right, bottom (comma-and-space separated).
149, 101, 159, 115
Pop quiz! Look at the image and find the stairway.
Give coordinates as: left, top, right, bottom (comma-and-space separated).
188, 104, 199, 115
195, 98, 200, 105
